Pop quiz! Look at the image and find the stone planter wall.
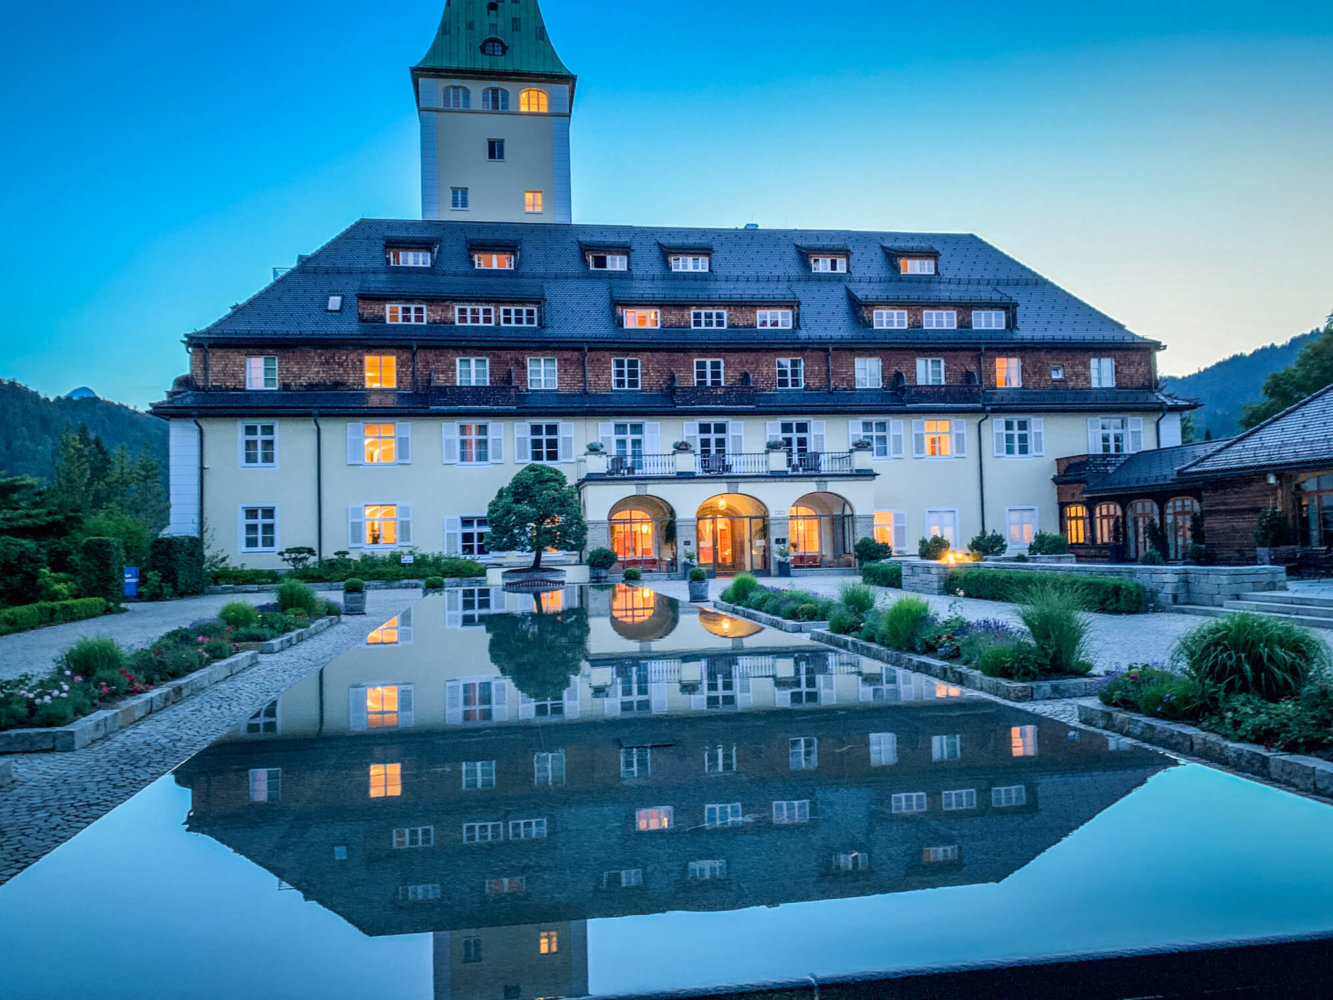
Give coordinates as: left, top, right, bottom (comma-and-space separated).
811, 630, 1105, 702
712, 600, 828, 634
1078, 702, 1333, 798
258, 615, 337, 653
0, 651, 261, 754
0, 759, 14, 788
896, 559, 1286, 607
207, 577, 487, 596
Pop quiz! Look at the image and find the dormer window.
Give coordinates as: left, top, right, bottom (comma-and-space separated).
387, 248, 432, 267
480, 39, 508, 58
973, 310, 1006, 330
809, 255, 848, 273
623, 309, 660, 329
873, 309, 907, 329
588, 252, 628, 271
900, 257, 936, 275
670, 255, 710, 272
472, 251, 515, 270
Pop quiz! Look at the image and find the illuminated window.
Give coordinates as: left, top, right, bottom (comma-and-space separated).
993, 784, 1028, 807
923, 845, 960, 862
636, 806, 673, 831
365, 684, 411, 728
533, 750, 566, 786
369, 763, 402, 798
365, 355, 397, 388
463, 822, 503, 844
398, 883, 440, 901
603, 869, 643, 888
486, 877, 525, 895
931, 734, 961, 761
923, 310, 957, 329
362, 424, 398, 464
451, 187, 469, 210
916, 357, 945, 385
245, 700, 278, 735
1063, 504, 1089, 545
588, 252, 628, 270
246, 355, 278, 389
510, 818, 547, 840
613, 357, 641, 388
462, 937, 482, 963
482, 86, 509, 110
776, 357, 803, 388
1007, 507, 1038, 549
688, 859, 727, 880
620, 746, 651, 780
1011, 725, 1038, 757
366, 616, 402, 645
463, 760, 497, 789
240, 506, 277, 552
855, 357, 882, 388
900, 257, 936, 274
941, 788, 976, 811
456, 306, 495, 326
538, 930, 558, 955
525, 190, 544, 213
922, 419, 953, 457
788, 505, 820, 556
385, 304, 426, 324
442, 85, 470, 109
789, 736, 817, 770
704, 803, 743, 828
873, 309, 907, 329
248, 767, 280, 803
809, 255, 847, 273
519, 88, 548, 112
472, 251, 514, 269
869, 732, 897, 766
758, 309, 792, 328
392, 826, 433, 848
995, 356, 1022, 387
527, 357, 558, 389
1094, 502, 1122, 544
1091, 357, 1117, 388
890, 792, 927, 814
872, 510, 906, 553
359, 504, 403, 547
834, 851, 869, 870
691, 310, 727, 329
502, 306, 539, 326
974, 310, 1007, 330
670, 254, 710, 272
623, 310, 660, 329
772, 800, 810, 824
703, 744, 737, 775
694, 358, 724, 386
388, 248, 431, 267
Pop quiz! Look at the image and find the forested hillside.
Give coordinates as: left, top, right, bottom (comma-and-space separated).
1163, 328, 1322, 440
0, 380, 167, 481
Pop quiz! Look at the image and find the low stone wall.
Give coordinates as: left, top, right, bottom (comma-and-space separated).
811, 630, 1104, 702
712, 600, 828, 633
207, 577, 487, 595
0, 650, 261, 754
258, 615, 337, 653
898, 559, 1286, 607
1078, 702, 1333, 798
0, 760, 14, 788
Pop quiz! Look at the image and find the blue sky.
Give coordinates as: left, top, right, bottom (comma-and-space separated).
1, 0, 1330, 408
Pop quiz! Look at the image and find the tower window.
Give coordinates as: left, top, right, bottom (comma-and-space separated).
442, 85, 470, 110
480, 38, 508, 57
482, 87, 510, 111
488, 138, 505, 161
524, 190, 544, 214
451, 187, 469, 211
519, 88, 549, 113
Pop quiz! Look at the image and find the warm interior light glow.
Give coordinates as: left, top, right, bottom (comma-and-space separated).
369, 762, 402, 798
366, 685, 399, 727
364, 355, 397, 389
367, 616, 400, 645
364, 424, 397, 464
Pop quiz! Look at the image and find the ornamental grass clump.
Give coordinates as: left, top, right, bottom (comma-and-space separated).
218, 601, 259, 629
1175, 612, 1328, 703
1018, 581, 1092, 675
837, 582, 877, 615
878, 598, 933, 651
276, 579, 319, 615
720, 572, 762, 604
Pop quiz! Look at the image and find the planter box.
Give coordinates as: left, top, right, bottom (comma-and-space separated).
0, 650, 260, 754
810, 630, 1105, 702
1077, 702, 1333, 799
688, 579, 710, 603
343, 592, 367, 615
713, 599, 828, 634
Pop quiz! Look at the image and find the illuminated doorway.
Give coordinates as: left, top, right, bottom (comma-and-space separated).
787, 493, 855, 569
608, 496, 677, 573
696, 495, 769, 576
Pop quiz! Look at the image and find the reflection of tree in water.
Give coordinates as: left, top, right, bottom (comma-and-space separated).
484, 600, 590, 700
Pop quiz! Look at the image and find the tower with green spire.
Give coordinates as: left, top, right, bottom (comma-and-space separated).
413, 0, 576, 223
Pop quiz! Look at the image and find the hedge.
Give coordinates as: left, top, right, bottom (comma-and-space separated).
0, 597, 111, 636
212, 568, 282, 586
78, 536, 126, 603
862, 562, 903, 588
148, 535, 206, 597
944, 568, 1146, 614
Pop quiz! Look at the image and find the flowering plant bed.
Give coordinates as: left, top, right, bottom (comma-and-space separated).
713, 599, 828, 633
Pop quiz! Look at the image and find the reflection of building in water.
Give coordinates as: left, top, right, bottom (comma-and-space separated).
433, 923, 587, 1000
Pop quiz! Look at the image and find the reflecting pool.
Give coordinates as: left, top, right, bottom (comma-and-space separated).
4, 585, 1333, 999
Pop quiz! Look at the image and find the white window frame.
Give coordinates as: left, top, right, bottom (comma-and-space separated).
694, 359, 724, 386
1051, 364, 1066, 380
994, 417, 1044, 458
809, 255, 847, 273
1011, 724, 1038, 758
462, 760, 497, 790
916, 358, 946, 385
589, 252, 629, 270
703, 744, 737, 775
834, 851, 870, 871
623, 309, 660, 329
772, 800, 810, 824
924, 508, 960, 546
450, 187, 469, 210
385, 304, 426, 325
487, 137, 505, 161
533, 750, 566, 786
239, 421, 277, 468
901, 257, 936, 275
857, 420, 905, 461
923, 845, 960, 862
789, 736, 817, 770
869, 732, 897, 766
993, 784, 1028, 807
456, 306, 495, 327
941, 788, 977, 811
854, 357, 882, 389
399, 883, 441, 901
670, 255, 711, 272
1006, 506, 1039, 550
973, 310, 1007, 330
471, 251, 514, 270
914, 418, 965, 459
704, 803, 743, 828
922, 310, 957, 329
482, 87, 509, 111
757, 309, 793, 329
239, 504, 278, 553
691, 309, 728, 330
392, 826, 434, 848
775, 357, 804, 389
348, 503, 412, 549
1091, 357, 1117, 388
523, 421, 566, 464
931, 734, 962, 761
501, 306, 538, 326
527, 357, 558, 389
635, 806, 673, 831
688, 859, 727, 880
248, 767, 280, 803
620, 746, 651, 780
890, 792, 927, 814
872, 308, 908, 330
245, 356, 278, 390
442, 85, 470, 109
463, 821, 504, 844
1090, 416, 1142, 455
456, 357, 491, 386
509, 818, 548, 840
524, 189, 544, 214
389, 249, 432, 267
613, 357, 641, 389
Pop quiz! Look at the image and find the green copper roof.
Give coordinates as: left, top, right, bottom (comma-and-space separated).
415, 0, 572, 78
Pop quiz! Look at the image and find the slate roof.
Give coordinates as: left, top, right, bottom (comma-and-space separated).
1179, 383, 1333, 479
190, 219, 1163, 349
414, 0, 572, 78
1081, 440, 1231, 496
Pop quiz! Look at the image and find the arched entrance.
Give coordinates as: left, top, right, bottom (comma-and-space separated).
609, 496, 677, 573
697, 494, 769, 576
788, 492, 856, 569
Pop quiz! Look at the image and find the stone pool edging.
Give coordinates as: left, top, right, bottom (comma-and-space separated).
712, 600, 828, 633
254, 615, 338, 653
206, 577, 487, 595
0, 760, 14, 788
1078, 702, 1333, 797
810, 630, 1106, 702
0, 650, 261, 754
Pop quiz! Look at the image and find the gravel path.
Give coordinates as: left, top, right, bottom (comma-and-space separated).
0, 591, 413, 885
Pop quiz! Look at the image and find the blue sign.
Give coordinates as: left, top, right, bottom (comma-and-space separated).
123, 566, 139, 598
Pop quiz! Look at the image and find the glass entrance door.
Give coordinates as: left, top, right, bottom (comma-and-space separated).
697, 515, 770, 575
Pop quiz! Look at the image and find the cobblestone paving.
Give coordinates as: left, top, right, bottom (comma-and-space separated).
0, 592, 414, 885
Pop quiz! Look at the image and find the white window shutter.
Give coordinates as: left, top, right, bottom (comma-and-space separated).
683, 422, 699, 452
728, 421, 744, 455
563, 682, 580, 719
953, 421, 967, 458
602, 696, 621, 717
818, 673, 835, 704
912, 419, 926, 458
519, 697, 536, 720
650, 682, 668, 715
598, 422, 614, 451
893, 510, 908, 553
1032, 418, 1045, 456
1129, 417, 1144, 453
397, 423, 412, 464
398, 686, 415, 727
765, 421, 781, 441
644, 422, 661, 455
488, 424, 504, 463
445, 681, 462, 725
559, 422, 575, 462
848, 420, 861, 446
1107, 358, 1117, 386
915, 359, 927, 385
493, 681, 509, 722
890, 420, 905, 458
346, 423, 363, 465
236, 422, 246, 468
993, 420, 1006, 457
1087, 417, 1101, 454
348, 505, 365, 548
444, 516, 461, 554
442, 423, 460, 464
398, 505, 413, 545
349, 688, 368, 730
812, 421, 826, 453
514, 423, 530, 463
1013, 358, 1022, 387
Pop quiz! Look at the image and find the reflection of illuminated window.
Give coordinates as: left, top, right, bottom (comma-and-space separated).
486, 876, 525, 895
636, 806, 672, 831
611, 583, 657, 622
369, 762, 401, 798
834, 851, 869, 871
923, 845, 959, 862
1011, 725, 1038, 757
993, 785, 1027, 807
697, 610, 763, 638
538, 589, 564, 611
933, 682, 962, 699
367, 617, 400, 645
538, 929, 558, 954
533, 750, 565, 785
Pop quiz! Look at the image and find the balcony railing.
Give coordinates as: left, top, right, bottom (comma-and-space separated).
786, 451, 853, 474
598, 451, 857, 478
605, 454, 676, 477
696, 453, 769, 475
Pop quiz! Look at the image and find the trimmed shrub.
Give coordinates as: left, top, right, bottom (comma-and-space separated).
212, 568, 281, 586
424, 576, 445, 590
1138, 548, 1166, 566
1028, 531, 1069, 555
967, 531, 1007, 560
0, 536, 45, 607
276, 579, 319, 614
689, 566, 707, 582
977, 640, 1047, 682
343, 578, 365, 594
838, 583, 877, 614
1018, 581, 1092, 675
944, 568, 1145, 614
862, 562, 902, 589
148, 535, 206, 596
795, 603, 820, 622
918, 536, 951, 561
1175, 613, 1328, 703
854, 538, 892, 565
218, 601, 259, 629
720, 572, 762, 604
0, 597, 109, 637
78, 536, 125, 603
878, 598, 933, 651
623, 568, 642, 581
587, 547, 618, 570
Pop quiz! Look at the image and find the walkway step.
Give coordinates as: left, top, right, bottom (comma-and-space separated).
1171, 604, 1333, 631
1230, 591, 1333, 610
1223, 599, 1333, 619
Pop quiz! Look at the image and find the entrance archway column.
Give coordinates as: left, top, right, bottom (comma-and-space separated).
586, 520, 610, 552
853, 513, 874, 547
770, 514, 791, 557
676, 517, 698, 570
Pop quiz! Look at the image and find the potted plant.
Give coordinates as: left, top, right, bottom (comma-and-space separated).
850, 439, 873, 450
775, 544, 792, 577
587, 547, 617, 582
585, 441, 605, 453
423, 576, 445, 594
343, 578, 366, 615
687, 566, 709, 602
623, 567, 642, 584
672, 440, 694, 451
